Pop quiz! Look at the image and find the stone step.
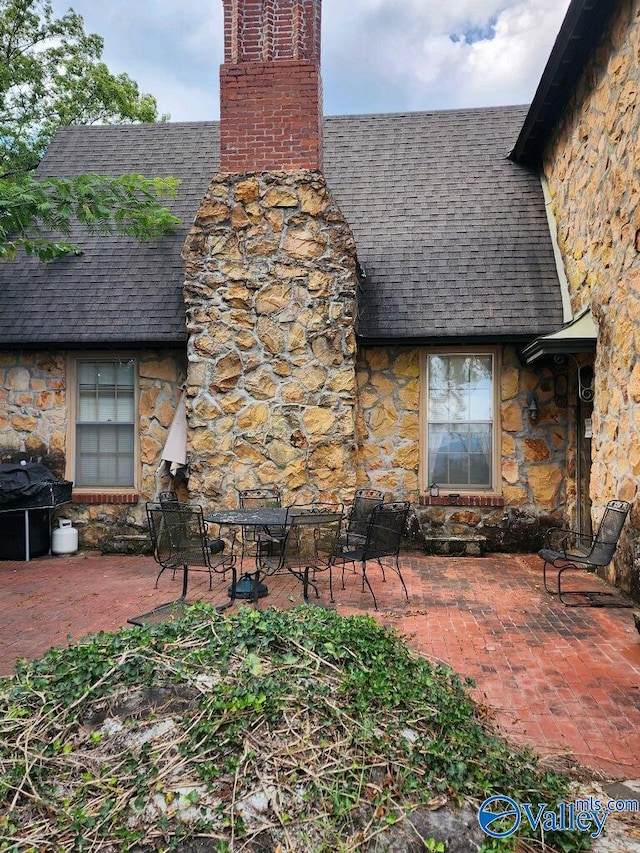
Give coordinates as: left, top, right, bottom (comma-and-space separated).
99, 534, 151, 556
423, 535, 487, 557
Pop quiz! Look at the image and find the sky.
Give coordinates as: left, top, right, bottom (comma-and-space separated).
49, 0, 573, 122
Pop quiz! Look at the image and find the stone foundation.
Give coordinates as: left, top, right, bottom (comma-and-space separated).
423, 534, 487, 557
416, 505, 559, 555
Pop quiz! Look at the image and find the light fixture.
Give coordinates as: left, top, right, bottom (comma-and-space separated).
527, 392, 539, 422
429, 482, 439, 497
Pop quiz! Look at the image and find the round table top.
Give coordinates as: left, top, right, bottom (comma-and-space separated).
205, 507, 289, 526
205, 507, 343, 526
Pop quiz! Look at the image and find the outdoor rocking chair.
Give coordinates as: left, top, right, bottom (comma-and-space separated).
539, 499, 632, 607
334, 501, 410, 610
129, 503, 237, 625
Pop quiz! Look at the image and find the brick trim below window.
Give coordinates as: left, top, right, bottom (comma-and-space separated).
72, 492, 139, 504
420, 495, 505, 507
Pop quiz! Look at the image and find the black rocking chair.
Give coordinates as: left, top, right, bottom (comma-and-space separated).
539, 499, 632, 606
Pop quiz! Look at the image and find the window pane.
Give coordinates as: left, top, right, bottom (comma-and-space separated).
76, 424, 134, 487
448, 452, 469, 484
427, 354, 494, 490
79, 362, 97, 384
448, 356, 469, 388
429, 389, 451, 421
116, 387, 135, 421
469, 388, 492, 420
428, 356, 448, 390
78, 391, 97, 421
116, 362, 135, 386
469, 357, 492, 387
75, 359, 136, 488
97, 363, 116, 386
469, 453, 491, 485
96, 393, 118, 422
448, 390, 469, 422
468, 356, 492, 420
428, 424, 453, 483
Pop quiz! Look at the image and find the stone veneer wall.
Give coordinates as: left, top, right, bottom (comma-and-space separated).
542, 0, 640, 596
354, 347, 420, 498
0, 351, 67, 470
0, 349, 186, 550
182, 170, 359, 508
355, 345, 570, 551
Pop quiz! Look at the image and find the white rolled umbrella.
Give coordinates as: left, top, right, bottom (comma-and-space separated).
160, 393, 188, 477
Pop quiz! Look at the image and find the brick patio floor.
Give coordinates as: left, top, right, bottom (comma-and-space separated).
1, 549, 639, 781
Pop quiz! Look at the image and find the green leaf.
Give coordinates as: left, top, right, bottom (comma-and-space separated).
0, 0, 168, 176
0, 172, 181, 260
0, 0, 177, 261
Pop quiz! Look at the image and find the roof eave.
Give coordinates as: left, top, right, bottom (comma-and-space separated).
0, 338, 186, 351
519, 336, 596, 365
510, 0, 622, 167
519, 310, 597, 364
355, 333, 540, 348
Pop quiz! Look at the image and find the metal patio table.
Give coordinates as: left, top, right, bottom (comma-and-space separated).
205, 506, 342, 600
205, 507, 290, 599
205, 507, 289, 529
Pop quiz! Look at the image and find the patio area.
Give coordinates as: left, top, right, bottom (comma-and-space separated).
1, 548, 639, 782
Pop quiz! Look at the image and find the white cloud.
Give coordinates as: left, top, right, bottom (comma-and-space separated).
49, 0, 223, 120
323, 0, 571, 113
48, 0, 572, 120
439, 0, 572, 104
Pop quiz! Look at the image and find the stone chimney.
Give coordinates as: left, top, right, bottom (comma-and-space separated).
220, 0, 323, 172
183, 0, 359, 509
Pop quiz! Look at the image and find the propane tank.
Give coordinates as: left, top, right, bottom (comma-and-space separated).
52, 519, 78, 555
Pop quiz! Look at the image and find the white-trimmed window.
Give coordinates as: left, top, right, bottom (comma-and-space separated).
74, 359, 136, 488
423, 350, 499, 492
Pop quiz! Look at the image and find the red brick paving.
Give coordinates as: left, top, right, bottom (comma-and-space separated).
1, 550, 639, 781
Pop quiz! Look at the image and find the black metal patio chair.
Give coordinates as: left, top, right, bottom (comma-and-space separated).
260, 504, 343, 604
334, 501, 410, 610
338, 487, 384, 549
539, 499, 632, 606
154, 493, 226, 572
128, 503, 237, 625
237, 485, 284, 565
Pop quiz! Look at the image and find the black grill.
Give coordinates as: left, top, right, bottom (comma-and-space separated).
0, 463, 73, 560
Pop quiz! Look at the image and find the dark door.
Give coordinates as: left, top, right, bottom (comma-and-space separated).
577, 394, 593, 538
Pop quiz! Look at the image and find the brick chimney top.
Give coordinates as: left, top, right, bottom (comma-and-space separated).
219, 0, 323, 173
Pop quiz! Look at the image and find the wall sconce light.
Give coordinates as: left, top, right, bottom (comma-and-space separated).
429, 482, 439, 497
527, 392, 539, 422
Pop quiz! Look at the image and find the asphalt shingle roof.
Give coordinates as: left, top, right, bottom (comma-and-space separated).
0, 107, 563, 347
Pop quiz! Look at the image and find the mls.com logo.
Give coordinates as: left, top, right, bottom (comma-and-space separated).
477, 792, 632, 840
478, 795, 522, 837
